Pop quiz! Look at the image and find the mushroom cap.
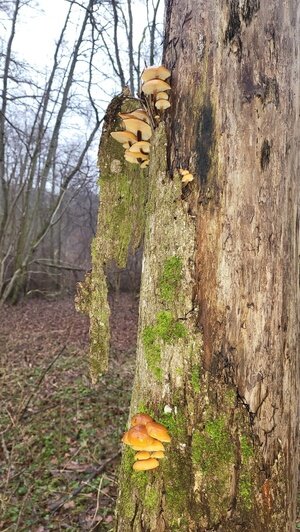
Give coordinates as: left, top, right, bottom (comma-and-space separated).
151, 451, 165, 459
155, 99, 171, 111
145, 421, 171, 443
131, 413, 153, 427
124, 153, 140, 164
110, 131, 137, 144
179, 168, 190, 176
125, 150, 149, 162
134, 439, 165, 452
128, 141, 150, 155
127, 425, 156, 448
142, 79, 171, 95
135, 451, 151, 460
141, 65, 171, 83
181, 173, 194, 184
156, 91, 169, 100
122, 431, 130, 445
140, 159, 150, 169
119, 109, 150, 124
133, 458, 159, 471
122, 118, 152, 140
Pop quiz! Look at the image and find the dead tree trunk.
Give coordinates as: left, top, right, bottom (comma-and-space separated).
113, 1, 299, 530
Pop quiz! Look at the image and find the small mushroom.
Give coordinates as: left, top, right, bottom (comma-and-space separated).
122, 118, 152, 141
142, 79, 171, 96
133, 458, 159, 471
128, 141, 150, 155
155, 99, 171, 111
119, 109, 150, 124
151, 451, 165, 459
122, 431, 130, 445
110, 131, 137, 144
135, 451, 151, 460
140, 159, 150, 169
156, 91, 169, 100
181, 173, 194, 185
131, 413, 153, 427
126, 425, 156, 448
124, 152, 140, 164
179, 169, 190, 176
145, 421, 171, 443
141, 65, 171, 83
136, 439, 165, 452
125, 150, 149, 162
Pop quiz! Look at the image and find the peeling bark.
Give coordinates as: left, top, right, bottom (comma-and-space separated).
76, 93, 148, 381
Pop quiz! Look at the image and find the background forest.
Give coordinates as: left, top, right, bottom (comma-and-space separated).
0, 0, 162, 529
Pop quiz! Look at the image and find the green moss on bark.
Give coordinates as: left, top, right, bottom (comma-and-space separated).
77, 95, 148, 382
238, 434, 255, 510
142, 311, 187, 380
190, 364, 201, 393
158, 256, 183, 304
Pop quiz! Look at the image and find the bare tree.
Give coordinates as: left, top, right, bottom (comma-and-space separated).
0, 0, 102, 303
0, 0, 163, 303
90, 0, 163, 94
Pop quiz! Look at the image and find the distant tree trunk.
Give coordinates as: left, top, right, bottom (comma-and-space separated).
114, 1, 299, 531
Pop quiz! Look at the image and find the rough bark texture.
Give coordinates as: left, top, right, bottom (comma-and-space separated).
76, 93, 148, 381
112, 1, 299, 530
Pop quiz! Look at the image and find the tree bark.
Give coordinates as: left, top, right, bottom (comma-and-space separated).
113, 1, 299, 530
76, 92, 148, 381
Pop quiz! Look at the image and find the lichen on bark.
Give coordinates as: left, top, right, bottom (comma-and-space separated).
76, 94, 148, 382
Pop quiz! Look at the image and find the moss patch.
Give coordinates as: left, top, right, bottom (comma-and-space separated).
239, 434, 255, 510
190, 364, 201, 393
192, 416, 234, 470
144, 484, 160, 512
158, 410, 187, 442
158, 256, 183, 304
163, 454, 191, 530
142, 311, 187, 380
192, 416, 235, 523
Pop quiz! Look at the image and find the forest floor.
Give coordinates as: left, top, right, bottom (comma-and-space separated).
0, 293, 138, 531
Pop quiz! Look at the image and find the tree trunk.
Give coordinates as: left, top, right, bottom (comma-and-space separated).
114, 1, 299, 530
76, 91, 148, 381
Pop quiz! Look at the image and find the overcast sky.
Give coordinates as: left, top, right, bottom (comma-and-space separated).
1, 0, 164, 165
12, 0, 164, 72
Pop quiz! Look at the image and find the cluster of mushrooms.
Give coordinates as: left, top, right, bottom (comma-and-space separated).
110, 65, 171, 169
122, 413, 171, 471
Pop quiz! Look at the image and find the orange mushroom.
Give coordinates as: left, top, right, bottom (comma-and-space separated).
130, 413, 153, 427
135, 451, 151, 460
151, 451, 165, 459
126, 425, 156, 449
133, 458, 159, 471
122, 431, 130, 445
136, 440, 165, 452
145, 421, 171, 443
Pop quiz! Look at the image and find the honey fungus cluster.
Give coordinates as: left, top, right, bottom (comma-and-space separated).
122, 413, 171, 471
110, 65, 171, 169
